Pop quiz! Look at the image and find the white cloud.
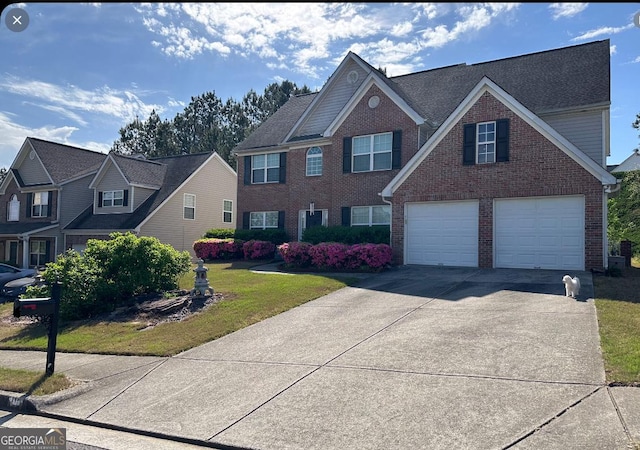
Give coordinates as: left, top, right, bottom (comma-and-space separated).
571, 24, 634, 41
549, 3, 588, 20
0, 75, 163, 123
610, 45, 617, 55
633, 56, 640, 64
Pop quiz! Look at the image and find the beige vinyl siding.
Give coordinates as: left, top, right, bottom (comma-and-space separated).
139, 156, 237, 257
542, 109, 605, 166
59, 175, 95, 227
18, 151, 51, 185
133, 186, 156, 209
94, 163, 131, 214
296, 60, 366, 137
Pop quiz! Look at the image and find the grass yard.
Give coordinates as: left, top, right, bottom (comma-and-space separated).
0, 261, 356, 357
593, 258, 640, 385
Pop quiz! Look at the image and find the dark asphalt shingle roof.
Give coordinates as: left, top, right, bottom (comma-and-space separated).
27, 137, 107, 184
65, 152, 212, 231
0, 222, 57, 236
233, 40, 610, 153
110, 153, 167, 188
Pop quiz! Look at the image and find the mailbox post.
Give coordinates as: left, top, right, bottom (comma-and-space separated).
13, 282, 62, 376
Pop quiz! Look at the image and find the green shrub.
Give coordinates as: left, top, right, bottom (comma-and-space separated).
302, 225, 390, 245
203, 228, 289, 245
24, 232, 191, 321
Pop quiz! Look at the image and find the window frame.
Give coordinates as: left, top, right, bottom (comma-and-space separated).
29, 240, 47, 267
306, 147, 323, 176
351, 205, 391, 226
183, 193, 196, 220
352, 132, 393, 173
31, 191, 49, 217
102, 190, 124, 208
252, 153, 280, 184
7, 194, 19, 222
250, 211, 279, 229
476, 121, 496, 164
223, 199, 233, 223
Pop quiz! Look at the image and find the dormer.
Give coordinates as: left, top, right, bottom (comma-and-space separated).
89, 152, 167, 214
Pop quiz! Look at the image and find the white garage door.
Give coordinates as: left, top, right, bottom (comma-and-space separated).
494, 196, 584, 270
405, 201, 479, 267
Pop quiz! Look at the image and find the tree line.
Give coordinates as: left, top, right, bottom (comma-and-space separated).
110, 80, 312, 168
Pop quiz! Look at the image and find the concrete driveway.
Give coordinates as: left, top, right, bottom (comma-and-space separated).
2, 266, 639, 449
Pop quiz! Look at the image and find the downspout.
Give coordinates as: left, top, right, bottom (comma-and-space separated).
379, 193, 393, 249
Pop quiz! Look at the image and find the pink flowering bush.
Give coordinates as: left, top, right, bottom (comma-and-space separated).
243, 240, 276, 260
278, 242, 313, 267
278, 242, 392, 272
193, 238, 244, 261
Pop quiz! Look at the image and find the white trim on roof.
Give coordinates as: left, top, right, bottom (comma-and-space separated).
323, 73, 424, 137
381, 77, 618, 197
88, 153, 126, 189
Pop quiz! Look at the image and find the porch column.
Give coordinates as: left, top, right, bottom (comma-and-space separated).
21, 236, 29, 269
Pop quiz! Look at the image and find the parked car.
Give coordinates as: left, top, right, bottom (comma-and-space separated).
0, 263, 37, 300
1, 276, 44, 299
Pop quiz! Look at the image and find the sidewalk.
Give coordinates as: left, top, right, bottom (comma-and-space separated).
1, 266, 640, 449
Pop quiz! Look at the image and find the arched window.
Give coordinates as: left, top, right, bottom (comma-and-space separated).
306, 147, 322, 176
7, 194, 19, 221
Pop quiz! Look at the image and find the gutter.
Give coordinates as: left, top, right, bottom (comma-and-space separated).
379, 193, 393, 247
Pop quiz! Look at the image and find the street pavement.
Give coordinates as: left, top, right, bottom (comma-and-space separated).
1, 265, 639, 449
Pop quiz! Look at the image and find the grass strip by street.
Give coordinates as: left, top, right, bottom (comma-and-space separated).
0, 367, 75, 396
593, 259, 640, 385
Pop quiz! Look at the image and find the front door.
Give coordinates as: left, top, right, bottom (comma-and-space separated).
305, 211, 323, 230
8, 241, 18, 266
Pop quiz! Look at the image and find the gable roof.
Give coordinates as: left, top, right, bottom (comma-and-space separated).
611, 149, 640, 173
233, 39, 610, 154
65, 152, 217, 231
381, 77, 618, 198
90, 153, 168, 189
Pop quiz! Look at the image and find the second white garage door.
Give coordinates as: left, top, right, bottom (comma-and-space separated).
405, 201, 479, 267
494, 196, 585, 270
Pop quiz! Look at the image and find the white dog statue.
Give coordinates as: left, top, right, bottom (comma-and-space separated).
562, 275, 581, 298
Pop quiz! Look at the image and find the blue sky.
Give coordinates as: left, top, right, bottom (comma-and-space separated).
0, 2, 638, 170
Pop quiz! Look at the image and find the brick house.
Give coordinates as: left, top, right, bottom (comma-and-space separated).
233, 40, 620, 271
0, 138, 237, 267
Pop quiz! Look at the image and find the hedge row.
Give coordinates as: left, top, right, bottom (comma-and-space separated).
193, 239, 276, 261
203, 228, 289, 245
277, 242, 392, 271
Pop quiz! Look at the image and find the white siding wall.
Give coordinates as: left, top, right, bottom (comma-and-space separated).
297, 60, 366, 137
133, 186, 156, 209
59, 175, 94, 227
139, 156, 237, 258
18, 152, 50, 185
542, 109, 605, 166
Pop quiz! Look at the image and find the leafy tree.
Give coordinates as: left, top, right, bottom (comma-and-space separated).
110, 80, 312, 168
0, 167, 7, 185
608, 170, 640, 256
634, 112, 640, 151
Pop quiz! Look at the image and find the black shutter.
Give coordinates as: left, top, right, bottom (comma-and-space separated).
278, 211, 285, 229
242, 212, 250, 229
341, 207, 350, 226
123, 189, 129, 206
44, 240, 51, 263
97, 191, 103, 208
46, 191, 53, 217
279, 153, 287, 183
392, 130, 402, 169
342, 137, 352, 173
244, 156, 252, 185
26, 193, 32, 217
496, 119, 510, 162
463, 123, 476, 166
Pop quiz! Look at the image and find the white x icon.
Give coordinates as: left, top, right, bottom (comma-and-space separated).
12, 15, 22, 25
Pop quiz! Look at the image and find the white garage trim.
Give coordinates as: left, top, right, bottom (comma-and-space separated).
405, 200, 479, 267
494, 196, 585, 270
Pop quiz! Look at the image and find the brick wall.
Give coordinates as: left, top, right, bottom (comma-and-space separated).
391, 91, 605, 270
237, 84, 420, 240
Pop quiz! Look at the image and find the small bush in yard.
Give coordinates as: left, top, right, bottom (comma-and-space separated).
24, 232, 191, 321
278, 242, 313, 267
278, 242, 392, 272
193, 238, 244, 261
243, 240, 276, 260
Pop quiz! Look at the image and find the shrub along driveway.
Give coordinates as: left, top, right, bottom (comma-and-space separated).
4, 265, 639, 449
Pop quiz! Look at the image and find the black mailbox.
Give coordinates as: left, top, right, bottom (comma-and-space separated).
13, 297, 55, 318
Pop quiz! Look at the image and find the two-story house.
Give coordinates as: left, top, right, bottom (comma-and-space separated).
0, 138, 237, 268
233, 39, 619, 271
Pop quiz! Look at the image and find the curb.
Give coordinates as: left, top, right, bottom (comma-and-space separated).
0, 391, 37, 413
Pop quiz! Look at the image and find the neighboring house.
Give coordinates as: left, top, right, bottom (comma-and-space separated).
0, 137, 237, 268
610, 149, 640, 173
233, 39, 620, 271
